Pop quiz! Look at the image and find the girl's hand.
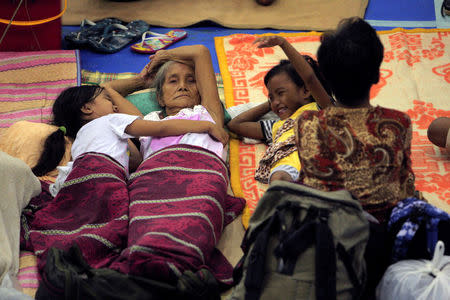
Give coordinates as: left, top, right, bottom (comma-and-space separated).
208, 123, 229, 145
253, 36, 287, 48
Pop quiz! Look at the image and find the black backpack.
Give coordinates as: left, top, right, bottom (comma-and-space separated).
36, 244, 222, 300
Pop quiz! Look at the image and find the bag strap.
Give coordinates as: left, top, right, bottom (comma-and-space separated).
244, 210, 281, 300
274, 206, 338, 299
243, 201, 362, 300
315, 209, 337, 300
316, 210, 362, 300
234, 204, 285, 288
336, 243, 362, 299
274, 206, 318, 275
0, 0, 67, 26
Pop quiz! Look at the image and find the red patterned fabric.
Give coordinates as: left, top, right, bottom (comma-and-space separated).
21, 146, 244, 286
295, 106, 416, 223
21, 153, 129, 271
110, 145, 245, 285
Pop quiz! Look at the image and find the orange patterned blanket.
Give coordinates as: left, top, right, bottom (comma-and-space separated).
215, 29, 450, 227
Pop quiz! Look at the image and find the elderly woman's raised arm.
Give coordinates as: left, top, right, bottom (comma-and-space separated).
188, 45, 224, 126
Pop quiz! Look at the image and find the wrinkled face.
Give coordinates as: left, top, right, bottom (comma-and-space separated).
160, 62, 200, 116
267, 72, 309, 120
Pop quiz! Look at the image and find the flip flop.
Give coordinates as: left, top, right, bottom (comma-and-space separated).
65, 18, 125, 48
87, 20, 150, 53
130, 29, 188, 54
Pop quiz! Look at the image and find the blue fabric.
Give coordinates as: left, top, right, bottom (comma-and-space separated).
388, 197, 450, 262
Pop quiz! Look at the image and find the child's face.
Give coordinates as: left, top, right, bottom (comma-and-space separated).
87, 89, 117, 118
267, 72, 310, 120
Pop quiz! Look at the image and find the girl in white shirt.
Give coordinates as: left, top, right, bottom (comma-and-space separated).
32, 84, 228, 179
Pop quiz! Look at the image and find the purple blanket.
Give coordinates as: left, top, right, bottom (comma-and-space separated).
22, 153, 129, 271
22, 145, 245, 285
111, 145, 245, 285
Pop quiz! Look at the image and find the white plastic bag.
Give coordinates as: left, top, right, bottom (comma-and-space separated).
0, 273, 33, 300
376, 241, 450, 300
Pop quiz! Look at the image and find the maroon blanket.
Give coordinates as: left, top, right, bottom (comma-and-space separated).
21, 153, 129, 270
22, 146, 245, 285
110, 145, 245, 285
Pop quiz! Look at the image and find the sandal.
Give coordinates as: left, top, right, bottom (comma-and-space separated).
65, 18, 125, 48
130, 29, 187, 54
87, 20, 150, 53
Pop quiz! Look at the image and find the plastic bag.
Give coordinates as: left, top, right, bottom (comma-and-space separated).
0, 273, 33, 300
376, 241, 450, 300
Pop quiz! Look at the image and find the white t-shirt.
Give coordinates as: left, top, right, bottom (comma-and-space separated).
140, 105, 224, 160
71, 113, 138, 168
50, 113, 139, 196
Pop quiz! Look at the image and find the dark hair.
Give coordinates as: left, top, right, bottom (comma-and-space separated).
264, 57, 331, 102
317, 17, 384, 106
32, 85, 104, 176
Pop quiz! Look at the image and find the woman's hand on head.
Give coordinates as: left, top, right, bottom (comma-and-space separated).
139, 50, 177, 85
139, 51, 171, 84
253, 35, 287, 48
149, 49, 172, 63
139, 61, 157, 87
208, 123, 229, 145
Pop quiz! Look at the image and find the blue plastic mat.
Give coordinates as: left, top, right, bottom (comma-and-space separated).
65, 0, 447, 74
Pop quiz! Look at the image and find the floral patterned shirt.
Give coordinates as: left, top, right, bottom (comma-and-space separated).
295, 105, 416, 223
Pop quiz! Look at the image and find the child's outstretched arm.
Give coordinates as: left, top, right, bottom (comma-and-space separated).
227, 101, 272, 141
125, 118, 229, 145
253, 36, 332, 109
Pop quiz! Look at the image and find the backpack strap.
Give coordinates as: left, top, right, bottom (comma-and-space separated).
244, 209, 281, 300
336, 243, 362, 299
234, 203, 286, 290
274, 207, 342, 300
274, 206, 318, 275
316, 210, 363, 300
315, 209, 337, 300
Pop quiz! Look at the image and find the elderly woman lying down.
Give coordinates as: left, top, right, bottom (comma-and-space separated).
21, 45, 245, 288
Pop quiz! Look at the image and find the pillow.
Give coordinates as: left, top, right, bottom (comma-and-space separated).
0, 121, 72, 181
125, 89, 162, 116
81, 70, 231, 122
126, 90, 232, 122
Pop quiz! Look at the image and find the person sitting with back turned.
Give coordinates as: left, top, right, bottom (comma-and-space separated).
291, 17, 416, 225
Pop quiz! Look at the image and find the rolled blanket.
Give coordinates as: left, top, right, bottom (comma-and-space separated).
111, 145, 245, 286
22, 153, 130, 271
